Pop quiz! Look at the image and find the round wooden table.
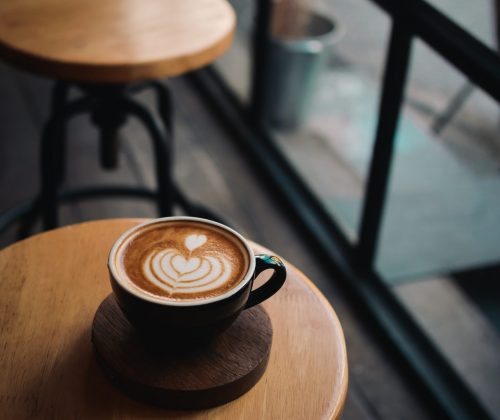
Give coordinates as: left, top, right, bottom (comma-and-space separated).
0, 219, 348, 419
0, 0, 235, 82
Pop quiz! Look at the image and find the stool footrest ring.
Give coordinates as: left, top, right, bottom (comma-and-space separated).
0, 185, 226, 237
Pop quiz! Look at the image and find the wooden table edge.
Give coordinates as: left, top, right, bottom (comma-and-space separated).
252, 241, 349, 420
294, 266, 348, 419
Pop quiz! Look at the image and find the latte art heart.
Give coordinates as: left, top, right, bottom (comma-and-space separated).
143, 249, 232, 294
185, 234, 207, 251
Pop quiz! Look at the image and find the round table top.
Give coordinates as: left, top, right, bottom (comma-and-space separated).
0, 219, 348, 419
0, 0, 235, 82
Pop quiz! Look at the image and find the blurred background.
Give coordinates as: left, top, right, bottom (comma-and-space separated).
1, 0, 499, 418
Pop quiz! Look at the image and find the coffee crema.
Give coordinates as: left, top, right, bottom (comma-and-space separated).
113, 221, 250, 301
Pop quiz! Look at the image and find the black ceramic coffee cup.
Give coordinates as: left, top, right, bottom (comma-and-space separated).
108, 217, 287, 341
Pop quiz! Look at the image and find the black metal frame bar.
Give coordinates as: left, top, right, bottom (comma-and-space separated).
357, 14, 412, 265
187, 0, 500, 418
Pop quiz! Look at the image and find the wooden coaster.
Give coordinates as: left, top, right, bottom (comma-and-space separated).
91, 295, 273, 409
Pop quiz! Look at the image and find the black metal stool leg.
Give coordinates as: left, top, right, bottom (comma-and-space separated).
127, 81, 227, 223
153, 85, 228, 222
91, 104, 127, 170
18, 82, 71, 239
52, 81, 71, 184
148, 81, 174, 133
119, 97, 173, 216
40, 97, 96, 230
128, 81, 174, 133
40, 118, 61, 229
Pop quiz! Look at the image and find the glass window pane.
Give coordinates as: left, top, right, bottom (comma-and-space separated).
269, 0, 391, 242
377, 39, 500, 280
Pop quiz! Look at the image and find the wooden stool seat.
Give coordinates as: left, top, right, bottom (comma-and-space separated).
0, 0, 235, 82
0, 219, 348, 418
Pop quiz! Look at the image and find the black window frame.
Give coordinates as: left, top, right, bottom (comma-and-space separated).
189, 1, 500, 418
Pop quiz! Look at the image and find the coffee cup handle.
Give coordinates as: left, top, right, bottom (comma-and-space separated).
245, 254, 287, 309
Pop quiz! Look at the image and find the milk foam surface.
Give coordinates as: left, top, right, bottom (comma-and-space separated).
115, 221, 249, 301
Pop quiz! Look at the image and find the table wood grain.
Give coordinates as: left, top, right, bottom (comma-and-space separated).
0, 219, 348, 419
0, 0, 235, 82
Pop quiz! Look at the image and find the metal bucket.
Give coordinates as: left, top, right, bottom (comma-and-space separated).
261, 12, 343, 129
